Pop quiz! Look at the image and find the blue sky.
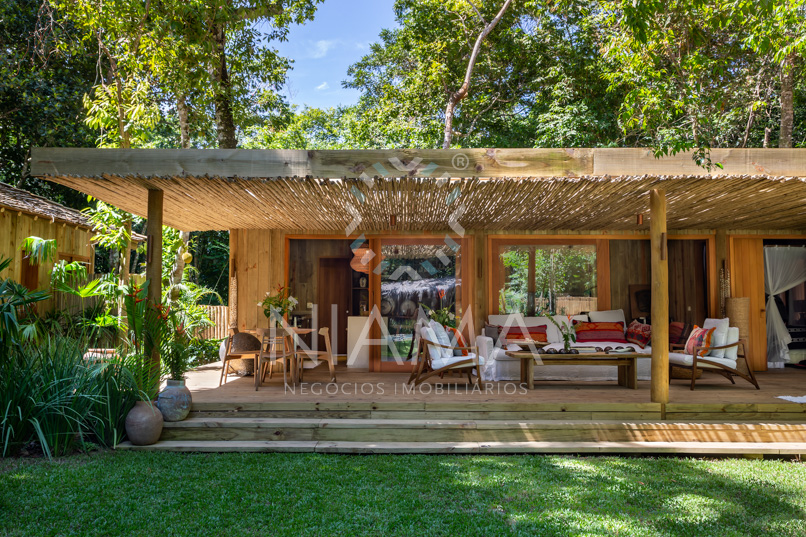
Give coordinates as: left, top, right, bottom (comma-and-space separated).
273, 0, 398, 110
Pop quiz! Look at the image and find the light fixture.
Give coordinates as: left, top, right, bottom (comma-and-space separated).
350, 247, 372, 273
390, 214, 397, 227
636, 214, 644, 225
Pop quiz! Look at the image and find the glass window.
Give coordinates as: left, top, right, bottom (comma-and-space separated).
380, 242, 462, 363
497, 244, 596, 316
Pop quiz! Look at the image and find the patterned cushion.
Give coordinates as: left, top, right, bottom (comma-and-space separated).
573, 321, 627, 343
447, 327, 469, 356
500, 325, 548, 343
669, 322, 693, 345
684, 326, 716, 356
626, 320, 652, 348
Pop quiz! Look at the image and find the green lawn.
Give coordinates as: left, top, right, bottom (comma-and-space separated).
2, 452, 805, 536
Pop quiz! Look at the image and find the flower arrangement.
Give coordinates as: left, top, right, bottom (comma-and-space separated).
259, 285, 298, 324
421, 305, 456, 328
548, 314, 576, 352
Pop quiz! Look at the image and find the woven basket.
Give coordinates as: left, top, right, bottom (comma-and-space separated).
725, 297, 750, 340
671, 366, 702, 379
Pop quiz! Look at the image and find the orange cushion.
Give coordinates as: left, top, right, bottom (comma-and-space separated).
572, 321, 627, 343
500, 325, 549, 343
447, 327, 468, 356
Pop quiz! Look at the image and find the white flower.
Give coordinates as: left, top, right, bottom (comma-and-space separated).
448, 313, 455, 320
257, 302, 262, 307
289, 296, 298, 306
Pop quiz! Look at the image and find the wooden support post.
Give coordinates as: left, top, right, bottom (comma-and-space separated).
526, 247, 536, 316
650, 189, 669, 404
146, 189, 163, 374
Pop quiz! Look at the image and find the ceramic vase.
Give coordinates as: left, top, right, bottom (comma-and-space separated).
125, 401, 164, 445
157, 379, 192, 422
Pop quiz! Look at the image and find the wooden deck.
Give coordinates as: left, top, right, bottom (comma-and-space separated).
117, 363, 806, 455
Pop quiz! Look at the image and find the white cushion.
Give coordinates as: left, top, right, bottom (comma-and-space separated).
703, 318, 730, 359
420, 326, 443, 363
488, 314, 525, 327
431, 352, 479, 370
525, 316, 560, 343
723, 327, 740, 360
429, 321, 454, 359
589, 309, 627, 332
668, 352, 737, 370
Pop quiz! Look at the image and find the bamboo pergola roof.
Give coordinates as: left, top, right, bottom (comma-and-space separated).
29, 148, 806, 232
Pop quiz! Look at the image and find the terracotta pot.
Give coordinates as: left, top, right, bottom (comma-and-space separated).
157, 379, 192, 422
125, 401, 164, 445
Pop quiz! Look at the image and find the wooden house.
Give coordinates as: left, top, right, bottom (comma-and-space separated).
28, 148, 806, 455
0, 181, 95, 312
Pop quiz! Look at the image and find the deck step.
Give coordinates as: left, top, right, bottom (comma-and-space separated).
158, 417, 806, 444
117, 440, 806, 455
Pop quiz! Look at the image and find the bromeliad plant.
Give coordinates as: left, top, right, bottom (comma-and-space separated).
259, 285, 298, 324
548, 314, 576, 352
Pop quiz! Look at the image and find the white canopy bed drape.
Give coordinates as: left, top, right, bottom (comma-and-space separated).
763, 246, 806, 368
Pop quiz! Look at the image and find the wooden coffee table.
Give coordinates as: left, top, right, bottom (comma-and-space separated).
505, 350, 640, 390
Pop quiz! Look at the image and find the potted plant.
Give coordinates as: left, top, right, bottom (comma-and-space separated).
259, 284, 298, 326
156, 307, 193, 422
548, 314, 577, 353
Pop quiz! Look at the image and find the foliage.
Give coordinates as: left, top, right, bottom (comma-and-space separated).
0, 0, 96, 186
0, 336, 137, 458
0, 257, 49, 353
420, 302, 456, 328
3, 453, 806, 535
259, 285, 298, 323
82, 200, 139, 254
548, 314, 577, 350
158, 304, 194, 381
19, 236, 57, 265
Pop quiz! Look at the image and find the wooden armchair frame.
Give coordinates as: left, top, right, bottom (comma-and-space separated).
670, 338, 760, 390
408, 336, 482, 387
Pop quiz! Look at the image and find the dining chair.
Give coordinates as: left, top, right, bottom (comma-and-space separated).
255, 329, 295, 390
294, 327, 337, 383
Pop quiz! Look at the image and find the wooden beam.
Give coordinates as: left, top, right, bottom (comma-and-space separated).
31, 147, 806, 180
650, 189, 669, 404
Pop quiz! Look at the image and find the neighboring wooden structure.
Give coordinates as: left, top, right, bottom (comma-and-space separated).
0, 181, 94, 312
29, 148, 806, 392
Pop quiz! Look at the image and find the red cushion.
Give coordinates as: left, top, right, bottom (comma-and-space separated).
669, 322, 692, 345
573, 321, 627, 343
685, 326, 715, 356
626, 320, 651, 348
500, 325, 548, 343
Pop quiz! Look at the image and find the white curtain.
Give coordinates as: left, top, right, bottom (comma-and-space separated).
764, 247, 806, 367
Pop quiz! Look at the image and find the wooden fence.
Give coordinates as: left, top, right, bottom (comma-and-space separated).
200, 305, 229, 340
535, 296, 599, 316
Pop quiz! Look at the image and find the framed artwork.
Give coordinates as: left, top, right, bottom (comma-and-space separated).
629, 284, 651, 319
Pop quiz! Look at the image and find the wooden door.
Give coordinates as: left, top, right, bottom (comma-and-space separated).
730, 237, 767, 371
317, 257, 351, 354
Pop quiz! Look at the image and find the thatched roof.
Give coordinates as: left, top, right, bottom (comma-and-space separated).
28, 148, 806, 232
0, 181, 146, 242
0, 181, 91, 228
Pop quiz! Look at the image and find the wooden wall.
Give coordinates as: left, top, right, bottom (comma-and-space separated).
730, 237, 767, 371
609, 240, 650, 317
609, 239, 708, 324
230, 229, 285, 331
668, 240, 708, 325
0, 209, 93, 312
288, 239, 353, 314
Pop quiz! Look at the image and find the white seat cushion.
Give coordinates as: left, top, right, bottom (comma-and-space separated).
588, 309, 626, 331
429, 321, 454, 359
431, 352, 479, 370
703, 318, 730, 359
669, 352, 737, 370
420, 326, 443, 363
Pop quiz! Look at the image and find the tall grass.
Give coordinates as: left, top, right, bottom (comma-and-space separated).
0, 337, 138, 458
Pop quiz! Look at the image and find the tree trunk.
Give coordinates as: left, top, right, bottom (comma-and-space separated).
779, 53, 795, 149
171, 231, 191, 286
211, 24, 237, 149
120, 219, 132, 284
177, 94, 190, 149
441, 0, 513, 149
